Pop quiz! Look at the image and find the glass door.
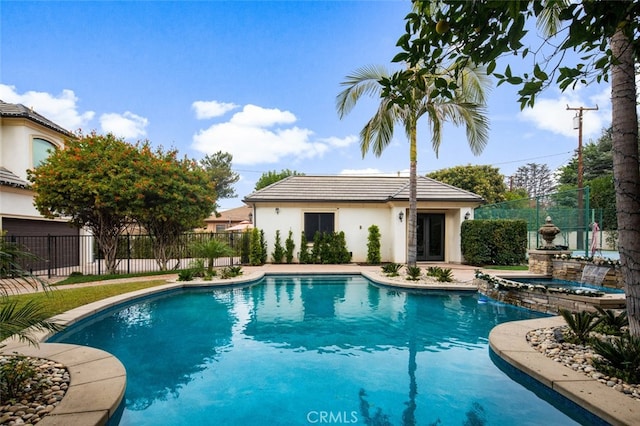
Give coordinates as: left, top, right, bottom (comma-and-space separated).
416, 213, 445, 261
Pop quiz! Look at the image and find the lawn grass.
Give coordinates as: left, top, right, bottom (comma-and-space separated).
55, 270, 179, 285
482, 265, 529, 271
4, 280, 169, 317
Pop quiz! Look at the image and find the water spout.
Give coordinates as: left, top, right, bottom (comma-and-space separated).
580, 264, 610, 286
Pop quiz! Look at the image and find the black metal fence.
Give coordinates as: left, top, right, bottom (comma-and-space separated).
2, 232, 250, 278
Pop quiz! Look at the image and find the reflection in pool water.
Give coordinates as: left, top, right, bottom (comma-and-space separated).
50, 275, 591, 425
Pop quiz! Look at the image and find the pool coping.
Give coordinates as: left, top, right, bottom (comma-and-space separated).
2, 267, 637, 425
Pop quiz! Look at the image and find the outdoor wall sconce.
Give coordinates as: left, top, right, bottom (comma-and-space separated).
248, 212, 253, 223
275, 207, 280, 214
464, 211, 471, 220
398, 211, 404, 222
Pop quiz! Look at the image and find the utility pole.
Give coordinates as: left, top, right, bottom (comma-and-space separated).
567, 104, 598, 252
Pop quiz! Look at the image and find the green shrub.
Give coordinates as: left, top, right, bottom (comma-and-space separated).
406, 265, 422, 281
249, 228, 263, 266
367, 225, 381, 264
381, 263, 403, 276
299, 232, 311, 264
592, 333, 640, 384
260, 230, 268, 265
559, 309, 601, 343
220, 265, 243, 279
595, 307, 628, 336
461, 219, 527, 266
427, 266, 453, 282
272, 230, 285, 264
285, 230, 295, 264
177, 269, 195, 281
0, 355, 37, 401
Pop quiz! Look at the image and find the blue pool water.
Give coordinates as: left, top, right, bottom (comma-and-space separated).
50, 275, 592, 425
509, 277, 624, 294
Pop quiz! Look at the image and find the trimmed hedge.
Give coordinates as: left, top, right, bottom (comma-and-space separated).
461, 219, 527, 266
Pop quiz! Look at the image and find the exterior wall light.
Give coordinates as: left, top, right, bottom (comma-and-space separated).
464, 211, 471, 220
398, 211, 404, 222
275, 207, 280, 214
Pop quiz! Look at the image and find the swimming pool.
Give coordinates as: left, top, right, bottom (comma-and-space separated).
50, 275, 592, 425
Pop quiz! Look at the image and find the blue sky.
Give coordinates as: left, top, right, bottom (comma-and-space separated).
1, 1, 613, 210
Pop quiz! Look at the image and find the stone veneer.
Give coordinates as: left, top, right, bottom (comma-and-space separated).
527, 249, 572, 275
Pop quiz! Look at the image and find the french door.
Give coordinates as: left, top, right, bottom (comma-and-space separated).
416, 213, 445, 261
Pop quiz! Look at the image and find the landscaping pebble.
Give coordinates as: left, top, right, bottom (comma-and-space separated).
0, 356, 69, 425
527, 327, 640, 401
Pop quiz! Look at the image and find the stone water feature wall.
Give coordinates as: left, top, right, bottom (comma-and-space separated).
527, 250, 623, 290
552, 259, 623, 289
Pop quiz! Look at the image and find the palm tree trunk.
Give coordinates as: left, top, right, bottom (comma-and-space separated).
610, 27, 640, 336
408, 120, 418, 267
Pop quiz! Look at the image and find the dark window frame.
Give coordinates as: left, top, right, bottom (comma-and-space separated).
304, 212, 335, 242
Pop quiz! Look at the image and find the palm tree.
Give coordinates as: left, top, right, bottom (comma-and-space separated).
336, 64, 490, 266
0, 236, 62, 348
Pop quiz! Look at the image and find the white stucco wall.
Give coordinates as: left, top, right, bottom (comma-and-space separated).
251, 202, 476, 264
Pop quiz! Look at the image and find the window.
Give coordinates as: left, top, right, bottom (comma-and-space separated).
304, 212, 335, 241
32, 138, 56, 167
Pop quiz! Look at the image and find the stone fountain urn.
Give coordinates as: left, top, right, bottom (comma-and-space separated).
539, 216, 561, 249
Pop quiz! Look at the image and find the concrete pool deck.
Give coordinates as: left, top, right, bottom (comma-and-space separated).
2, 263, 637, 425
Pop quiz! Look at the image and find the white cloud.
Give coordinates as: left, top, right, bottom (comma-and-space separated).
520, 88, 610, 139
100, 112, 148, 139
192, 100, 238, 119
0, 84, 94, 131
192, 103, 356, 165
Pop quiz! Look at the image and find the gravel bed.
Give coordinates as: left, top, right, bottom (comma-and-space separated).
0, 355, 69, 425
527, 327, 640, 401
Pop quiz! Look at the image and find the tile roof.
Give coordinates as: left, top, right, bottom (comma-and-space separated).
0, 100, 73, 136
0, 167, 29, 188
243, 175, 484, 203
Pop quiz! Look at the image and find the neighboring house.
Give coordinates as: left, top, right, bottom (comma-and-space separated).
201, 205, 253, 233
243, 175, 484, 264
0, 100, 76, 236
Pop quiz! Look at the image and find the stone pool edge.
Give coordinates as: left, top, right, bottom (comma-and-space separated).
489, 316, 640, 426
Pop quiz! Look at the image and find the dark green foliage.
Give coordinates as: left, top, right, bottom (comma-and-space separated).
299, 232, 311, 264
426, 266, 453, 282
595, 307, 628, 336
559, 308, 601, 344
461, 219, 527, 266
249, 228, 263, 266
381, 263, 403, 276
592, 334, 640, 384
177, 269, 195, 281
0, 355, 37, 402
271, 230, 285, 264
308, 231, 352, 264
367, 225, 382, 264
285, 230, 295, 264
260, 230, 267, 265
191, 237, 234, 274
406, 265, 422, 281
219, 265, 243, 279
240, 231, 250, 264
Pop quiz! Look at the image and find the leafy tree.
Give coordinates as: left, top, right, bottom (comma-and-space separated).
28, 132, 141, 274
199, 151, 239, 210
427, 164, 506, 204
390, 1, 640, 336
504, 188, 530, 203
336, 63, 490, 266
132, 146, 215, 270
511, 163, 556, 198
254, 169, 304, 191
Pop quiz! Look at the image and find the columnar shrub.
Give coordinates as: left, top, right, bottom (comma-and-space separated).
285, 230, 295, 264
299, 232, 311, 264
249, 228, 263, 266
367, 225, 381, 264
272, 230, 285, 264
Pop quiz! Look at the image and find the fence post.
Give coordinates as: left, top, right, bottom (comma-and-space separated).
127, 234, 131, 274
47, 234, 52, 279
